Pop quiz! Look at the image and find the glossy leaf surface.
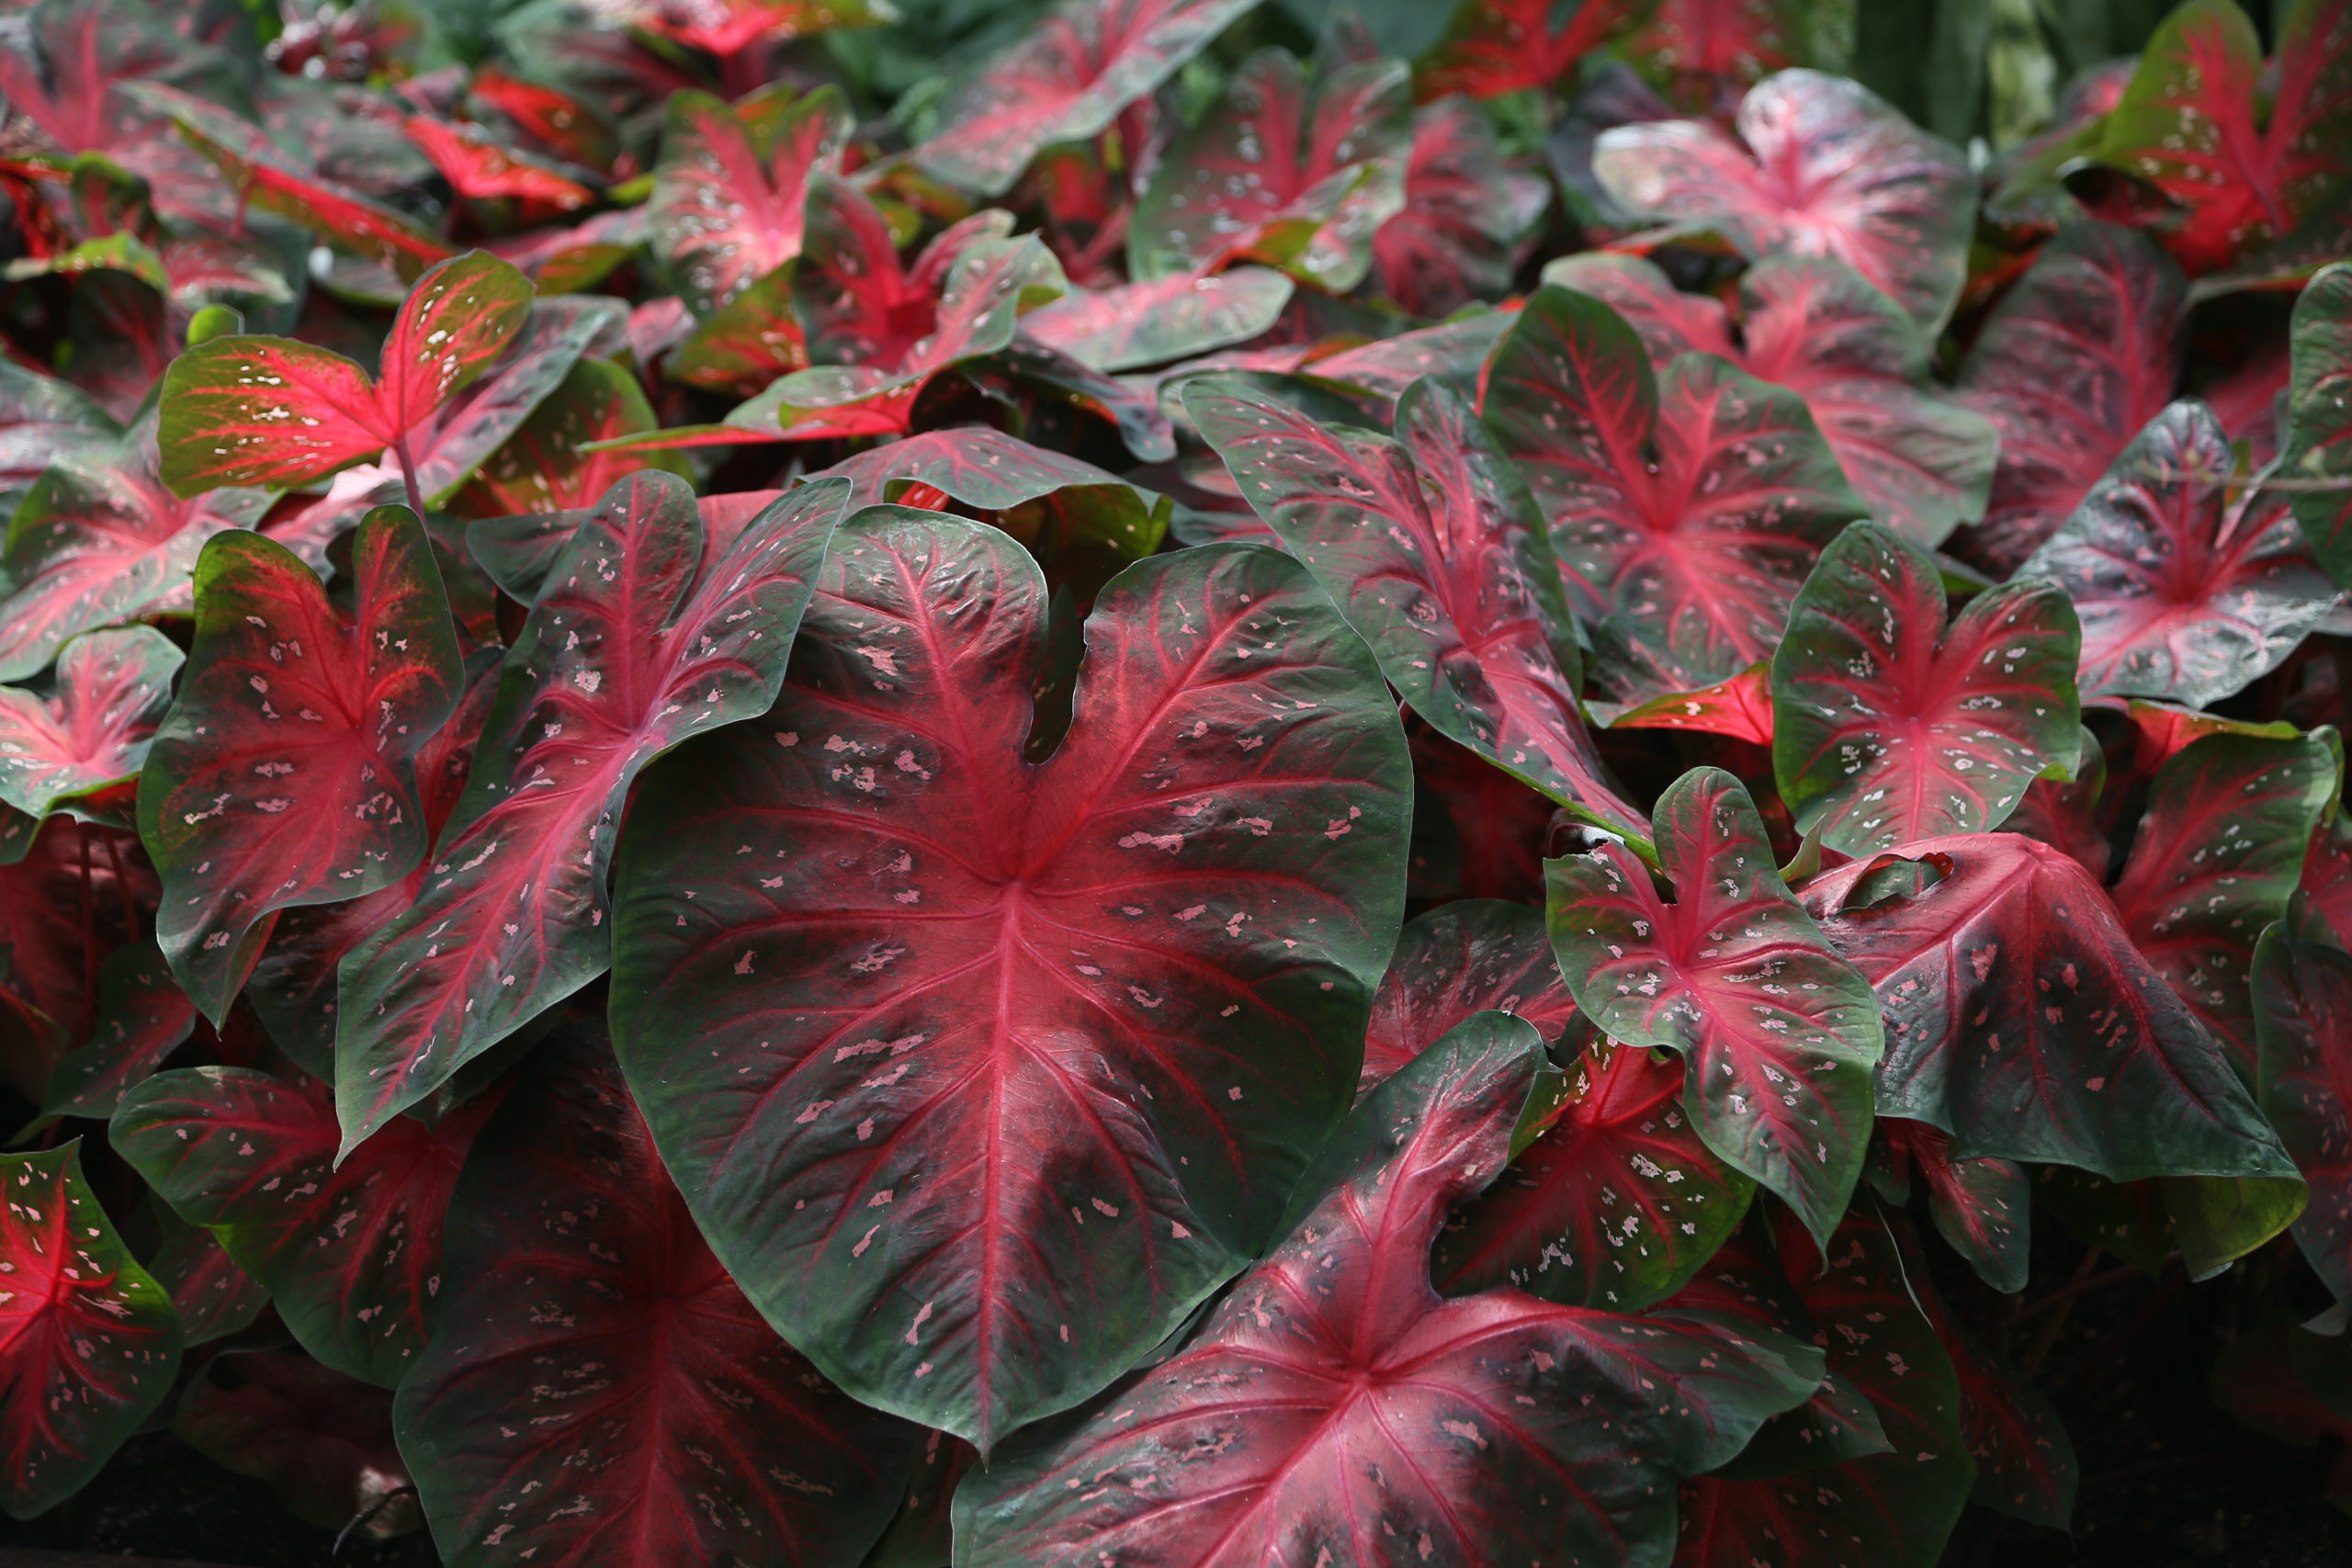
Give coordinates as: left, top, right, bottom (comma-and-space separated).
609, 518, 1410, 1450
956, 1012, 1821, 1563
41, 942, 197, 1120
1360, 899, 1577, 1094
334, 473, 850, 1150
1370, 97, 1548, 320
650, 85, 851, 317
1545, 767, 1883, 1245
2285, 261, 2352, 587
0, 625, 180, 824
1022, 267, 1294, 373
141, 507, 462, 1024
1773, 521, 2080, 856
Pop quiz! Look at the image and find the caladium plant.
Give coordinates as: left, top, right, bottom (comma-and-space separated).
3, 2, 2352, 1561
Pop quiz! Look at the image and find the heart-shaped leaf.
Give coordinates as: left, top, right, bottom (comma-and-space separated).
0, 418, 268, 682
401, 297, 620, 506
2084, 0, 2352, 276
334, 474, 851, 1151
0, 625, 180, 826
0, 360, 119, 498
1483, 285, 1861, 701
2285, 261, 2352, 588
1879, 1118, 2030, 1293
110, 1065, 496, 1387
608, 517, 1411, 1450
158, 251, 534, 498
458, 358, 688, 517
2111, 728, 2338, 1067
145, 1206, 266, 1348
394, 1030, 917, 1568
1772, 520, 2080, 856
1609, 662, 1775, 746
1955, 222, 2185, 573
1418, 0, 1640, 100
1545, 766, 1883, 1246
2017, 400, 2338, 708
40, 941, 197, 1120
139, 506, 463, 1025
406, 114, 594, 213
912, 0, 1258, 197
1672, 1213, 1973, 1568
1361, 899, 1578, 1094
2255, 926, 2352, 1314
953, 1011, 1822, 1562
1801, 832, 2298, 1183
1436, 1032, 1758, 1312
650, 85, 852, 317
1021, 267, 1294, 373
0, 1141, 180, 1520
1593, 69, 1973, 331
1370, 97, 1549, 320
1130, 51, 1409, 293
1190, 373, 1648, 843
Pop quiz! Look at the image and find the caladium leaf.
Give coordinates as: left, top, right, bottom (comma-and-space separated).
399, 297, 625, 508
1545, 252, 1998, 549
804, 425, 1141, 515
458, 358, 689, 517
395, 1030, 916, 1568
1129, 51, 1409, 294
157, 250, 535, 497
110, 1065, 496, 1387
911, 0, 1260, 197
145, 1204, 266, 1348
40, 941, 197, 1120
954, 1011, 1823, 1562
139, 506, 464, 1025
0, 361, 119, 499
1408, 722, 1561, 906
1917, 1281, 2077, 1529
129, 84, 457, 279
1483, 285, 1862, 702
2255, 927, 2352, 1314
334, 474, 852, 1151
2017, 401, 2338, 708
1879, 1118, 2030, 1294
1801, 832, 2298, 1183
1593, 69, 1974, 332
1308, 309, 1514, 400
1629, 0, 1805, 109
1545, 767, 1883, 1247
2084, 0, 2352, 276
1369, 97, 1549, 320
1610, 662, 1775, 747
0, 626, 180, 827
1956, 222, 2186, 573
1436, 1032, 1758, 1313
2285, 261, 2352, 588
2005, 723, 2110, 879
175, 1349, 417, 1538
406, 114, 594, 214
1190, 374, 1649, 843
1360, 899, 1577, 1094
665, 265, 809, 392
2111, 728, 2338, 1068
1021, 267, 1294, 373
1672, 1213, 1973, 1568
598, 0, 900, 58
1418, 0, 1640, 101
650, 85, 852, 318
0, 1141, 181, 1520
0, 419, 269, 682
607, 517, 1411, 1450
1771, 520, 2081, 857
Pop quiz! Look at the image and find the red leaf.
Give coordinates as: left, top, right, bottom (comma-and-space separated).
2111, 728, 2337, 1067
1418, 0, 1642, 101
956, 1015, 1821, 1561
0, 1141, 180, 1520
1546, 767, 1883, 1245
1309, 307, 1515, 400
1772, 521, 2081, 855
1629, 0, 1804, 111
1610, 662, 1775, 747
40, 942, 198, 1120
457, 358, 689, 517
912, 0, 1259, 197
1909, 1266, 2077, 1528
1801, 832, 2296, 1182
401, 296, 623, 505
1371, 97, 1548, 318
175, 1350, 416, 1537
333, 475, 851, 1150
0, 625, 181, 825
1483, 284, 1860, 702
0, 420, 268, 682
1361, 899, 1577, 1094
1408, 722, 1559, 906
158, 251, 534, 496
650, 85, 851, 317
1129, 51, 1410, 293
606, 519, 1413, 1449
605, 0, 898, 59
1882, 1118, 2030, 1293
144, 1206, 266, 1347
2086, 0, 2352, 276
1955, 221, 2185, 573
140, 507, 465, 1024
2016, 401, 2337, 708
1021, 267, 1294, 373
2256, 929, 2352, 1313
0, 361, 119, 497
1593, 70, 1974, 331
110, 1065, 497, 1387
406, 114, 594, 213
393, 1032, 917, 1568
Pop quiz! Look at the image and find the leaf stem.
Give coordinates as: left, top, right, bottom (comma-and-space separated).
394, 434, 427, 520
